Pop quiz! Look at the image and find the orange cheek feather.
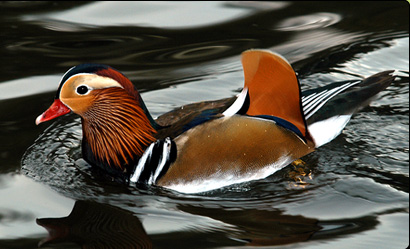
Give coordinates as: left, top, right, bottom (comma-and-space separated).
60, 95, 94, 116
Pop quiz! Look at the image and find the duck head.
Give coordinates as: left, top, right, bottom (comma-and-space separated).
36, 64, 157, 174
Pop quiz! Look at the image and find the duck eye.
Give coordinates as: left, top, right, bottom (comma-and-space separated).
76, 85, 90, 95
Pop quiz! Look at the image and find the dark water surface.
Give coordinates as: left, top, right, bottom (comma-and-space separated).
0, 2, 408, 249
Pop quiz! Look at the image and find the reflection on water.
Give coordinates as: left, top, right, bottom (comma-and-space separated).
0, 1, 408, 249
37, 201, 152, 249
37, 198, 386, 248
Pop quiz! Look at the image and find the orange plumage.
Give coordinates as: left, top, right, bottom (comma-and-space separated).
82, 88, 156, 168
242, 50, 308, 138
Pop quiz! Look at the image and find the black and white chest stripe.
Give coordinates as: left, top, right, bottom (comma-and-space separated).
130, 137, 176, 185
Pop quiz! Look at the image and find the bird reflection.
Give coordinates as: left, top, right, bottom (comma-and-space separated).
37, 200, 152, 249
176, 204, 321, 247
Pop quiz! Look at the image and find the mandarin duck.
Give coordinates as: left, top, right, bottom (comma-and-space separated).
36, 50, 395, 193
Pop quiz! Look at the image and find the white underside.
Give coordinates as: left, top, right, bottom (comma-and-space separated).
308, 114, 352, 148
165, 156, 294, 194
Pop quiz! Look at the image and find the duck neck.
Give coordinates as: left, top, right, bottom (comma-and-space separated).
81, 88, 157, 173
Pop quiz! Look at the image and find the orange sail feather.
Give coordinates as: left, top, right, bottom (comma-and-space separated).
242, 50, 307, 138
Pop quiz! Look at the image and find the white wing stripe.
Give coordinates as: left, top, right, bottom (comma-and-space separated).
302, 81, 361, 119
301, 92, 318, 104
304, 88, 341, 117
223, 87, 248, 116
303, 89, 330, 110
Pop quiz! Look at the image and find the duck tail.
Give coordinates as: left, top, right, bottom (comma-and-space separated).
304, 70, 397, 147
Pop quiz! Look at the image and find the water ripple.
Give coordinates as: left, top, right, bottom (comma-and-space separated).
275, 12, 342, 31
7, 35, 147, 56
133, 39, 258, 66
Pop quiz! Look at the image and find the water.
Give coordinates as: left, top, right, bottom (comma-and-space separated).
0, 2, 408, 248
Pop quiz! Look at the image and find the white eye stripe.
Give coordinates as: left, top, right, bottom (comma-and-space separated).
64, 73, 94, 86
66, 73, 124, 90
